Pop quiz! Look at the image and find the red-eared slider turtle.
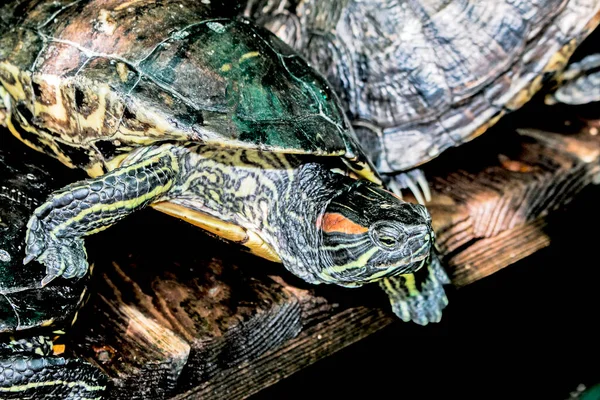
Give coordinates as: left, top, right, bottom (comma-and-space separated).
0, 134, 106, 399
244, 0, 600, 203
0, 1, 447, 325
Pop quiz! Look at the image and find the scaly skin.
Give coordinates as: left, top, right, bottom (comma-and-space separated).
0, 135, 107, 399
26, 143, 434, 291
24, 150, 179, 285
0, 353, 106, 399
0, 336, 105, 399
380, 253, 450, 325
0, 0, 449, 325
547, 53, 600, 105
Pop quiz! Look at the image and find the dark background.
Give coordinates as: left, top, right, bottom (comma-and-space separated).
250, 182, 600, 400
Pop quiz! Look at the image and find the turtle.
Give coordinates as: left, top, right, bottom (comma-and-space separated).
0, 0, 448, 325
243, 0, 600, 204
0, 133, 106, 399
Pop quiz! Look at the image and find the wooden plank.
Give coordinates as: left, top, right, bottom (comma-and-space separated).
410, 113, 600, 287
171, 307, 391, 400
68, 213, 305, 399
67, 210, 395, 399
447, 218, 551, 286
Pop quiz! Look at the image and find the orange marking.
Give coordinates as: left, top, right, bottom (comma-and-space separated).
317, 212, 368, 235
53, 344, 66, 355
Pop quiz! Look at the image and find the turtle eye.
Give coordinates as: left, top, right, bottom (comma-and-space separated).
377, 235, 397, 247
371, 223, 405, 250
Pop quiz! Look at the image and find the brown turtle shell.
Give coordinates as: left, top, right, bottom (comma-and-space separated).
0, 0, 375, 181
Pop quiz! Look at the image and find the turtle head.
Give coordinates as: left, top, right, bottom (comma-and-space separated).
315, 182, 433, 287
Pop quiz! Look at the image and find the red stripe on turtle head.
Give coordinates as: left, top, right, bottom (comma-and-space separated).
316, 212, 368, 235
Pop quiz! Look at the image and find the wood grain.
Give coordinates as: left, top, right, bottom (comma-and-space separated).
68, 213, 396, 399
69, 214, 315, 399
172, 306, 391, 400
416, 111, 600, 287
447, 218, 551, 286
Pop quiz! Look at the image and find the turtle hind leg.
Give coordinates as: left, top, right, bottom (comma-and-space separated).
24, 144, 180, 285
387, 169, 431, 205
0, 335, 53, 357
379, 252, 450, 325
546, 54, 600, 106
0, 336, 107, 399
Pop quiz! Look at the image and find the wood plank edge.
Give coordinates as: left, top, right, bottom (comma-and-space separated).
170, 307, 393, 400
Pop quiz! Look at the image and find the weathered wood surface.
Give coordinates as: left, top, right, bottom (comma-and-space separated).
60, 103, 600, 399
419, 126, 600, 286
66, 209, 394, 399
420, 105, 600, 287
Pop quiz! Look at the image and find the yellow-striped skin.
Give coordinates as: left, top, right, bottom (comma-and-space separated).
0, 333, 106, 400
0, 0, 415, 285
30, 142, 431, 288
0, 350, 106, 399
15, 136, 446, 325
0, 0, 448, 336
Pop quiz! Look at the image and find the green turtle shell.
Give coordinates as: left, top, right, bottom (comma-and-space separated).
0, 132, 88, 333
0, 0, 373, 180
245, 0, 600, 172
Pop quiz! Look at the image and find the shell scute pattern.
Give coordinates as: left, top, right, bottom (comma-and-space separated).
248, 0, 600, 171
0, 0, 362, 178
0, 0, 448, 329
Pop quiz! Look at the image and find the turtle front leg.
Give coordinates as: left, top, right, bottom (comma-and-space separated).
24, 145, 179, 285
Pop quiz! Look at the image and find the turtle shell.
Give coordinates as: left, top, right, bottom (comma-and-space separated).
246, 0, 600, 172
0, 132, 88, 333
0, 0, 373, 180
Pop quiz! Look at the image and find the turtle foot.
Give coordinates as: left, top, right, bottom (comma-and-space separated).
379, 253, 450, 326
388, 169, 431, 205
546, 53, 600, 106
24, 215, 88, 285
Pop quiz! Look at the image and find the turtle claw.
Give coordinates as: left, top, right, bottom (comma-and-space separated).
24, 215, 46, 263
389, 169, 431, 205
24, 216, 89, 285
22, 253, 35, 265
